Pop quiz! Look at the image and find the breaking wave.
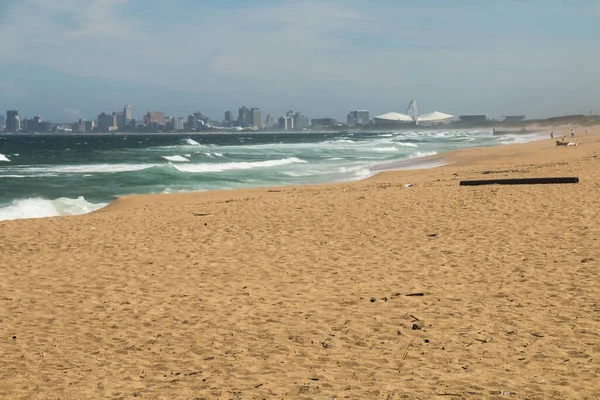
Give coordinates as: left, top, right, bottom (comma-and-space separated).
0, 196, 108, 221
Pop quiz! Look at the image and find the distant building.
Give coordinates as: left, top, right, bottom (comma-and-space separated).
279, 116, 294, 130
21, 115, 43, 133
264, 114, 276, 129
503, 115, 526, 122
417, 111, 453, 126
373, 112, 414, 127
123, 105, 132, 126
146, 110, 165, 132
76, 119, 86, 133
459, 114, 487, 123
113, 111, 124, 130
0, 114, 5, 132
224, 111, 233, 126
187, 111, 209, 131
311, 117, 336, 128
294, 113, 310, 130
250, 108, 263, 129
85, 120, 95, 132
6, 110, 20, 132
174, 117, 185, 131
347, 110, 370, 127
238, 106, 250, 127
97, 112, 115, 132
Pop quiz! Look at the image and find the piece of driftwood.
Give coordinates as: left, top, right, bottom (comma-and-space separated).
460, 177, 579, 186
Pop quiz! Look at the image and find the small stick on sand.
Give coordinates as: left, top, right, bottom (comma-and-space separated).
402, 339, 415, 360
65, 360, 82, 368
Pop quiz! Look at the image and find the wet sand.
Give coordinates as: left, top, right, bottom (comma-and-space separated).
1, 130, 599, 399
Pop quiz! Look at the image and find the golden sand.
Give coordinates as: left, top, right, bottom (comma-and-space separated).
1, 130, 599, 399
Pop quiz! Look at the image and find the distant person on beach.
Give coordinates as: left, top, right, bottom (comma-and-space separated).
550, 131, 554, 139
571, 128, 575, 138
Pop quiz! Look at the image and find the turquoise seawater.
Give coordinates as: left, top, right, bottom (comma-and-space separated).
0, 129, 545, 220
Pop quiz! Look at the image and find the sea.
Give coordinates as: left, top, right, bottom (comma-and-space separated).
0, 129, 545, 221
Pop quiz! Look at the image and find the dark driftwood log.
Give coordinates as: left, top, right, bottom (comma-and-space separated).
460, 177, 579, 186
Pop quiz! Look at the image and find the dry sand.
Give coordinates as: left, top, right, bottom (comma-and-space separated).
1, 130, 599, 399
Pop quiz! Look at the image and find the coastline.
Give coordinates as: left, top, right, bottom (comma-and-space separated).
1, 129, 600, 398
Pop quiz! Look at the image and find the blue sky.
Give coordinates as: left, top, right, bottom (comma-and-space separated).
0, 0, 599, 122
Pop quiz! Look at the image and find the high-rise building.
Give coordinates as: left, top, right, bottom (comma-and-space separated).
77, 118, 86, 133
97, 112, 115, 132
238, 106, 250, 127
85, 120, 95, 132
187, 114, 198, 131
146, 110, 165, 125
279, 116, 294, 131
174, 117, 185, 131
0, 114, 5, 132
224, 111, 233, 123
146, 110, 165, 132
347, 110, 370, 126
250, 108, 263, 129
294, 113, 310, 130
113, 112, 124, 130
123, 105, 132, 126
264, 114, 276, 128
26, 115, 42, 133
6, 110, 20, 132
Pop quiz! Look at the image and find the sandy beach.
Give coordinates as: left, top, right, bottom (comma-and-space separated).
1, 130, 599, 399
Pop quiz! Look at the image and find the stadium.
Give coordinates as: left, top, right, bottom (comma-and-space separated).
374, 100, 453, 127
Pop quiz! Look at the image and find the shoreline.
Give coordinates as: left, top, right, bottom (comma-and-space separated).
0, 128, 550, 221
96, 129, 559, 215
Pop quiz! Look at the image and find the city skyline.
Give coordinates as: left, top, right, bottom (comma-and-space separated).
1, 1, 599, 121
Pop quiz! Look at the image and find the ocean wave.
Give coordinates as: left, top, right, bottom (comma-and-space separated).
324, 139, 355, 144
21, 163, 158, 174
162, 155, 190, 162
173, 157, 307, 173
201, 152, 225, 158
338, 165, 373, 179
373, 147, 398, 152
409, 151, 438, 158
0, 196, 108, 221
394, 142, 419, 148
183, 138, 201, 146
0, 153, 10, 162
0, 173, 60, 179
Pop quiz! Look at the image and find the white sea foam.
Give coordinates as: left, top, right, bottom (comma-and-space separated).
0, 153, 10, 162
409, 151, 438, 158
214, 152, 223, 157
394, 142, 419, 148
22, 163, 157, 173
184, 138, 201, 146
173, 157, 307, 173
373, 147, 398, 152
162, 155, 190, 162
0, 196, 108, 221
377, 134, 394, 137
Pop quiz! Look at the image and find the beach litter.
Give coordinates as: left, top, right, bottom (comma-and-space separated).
404, 183, 413, 188
490, 390, 517, 396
